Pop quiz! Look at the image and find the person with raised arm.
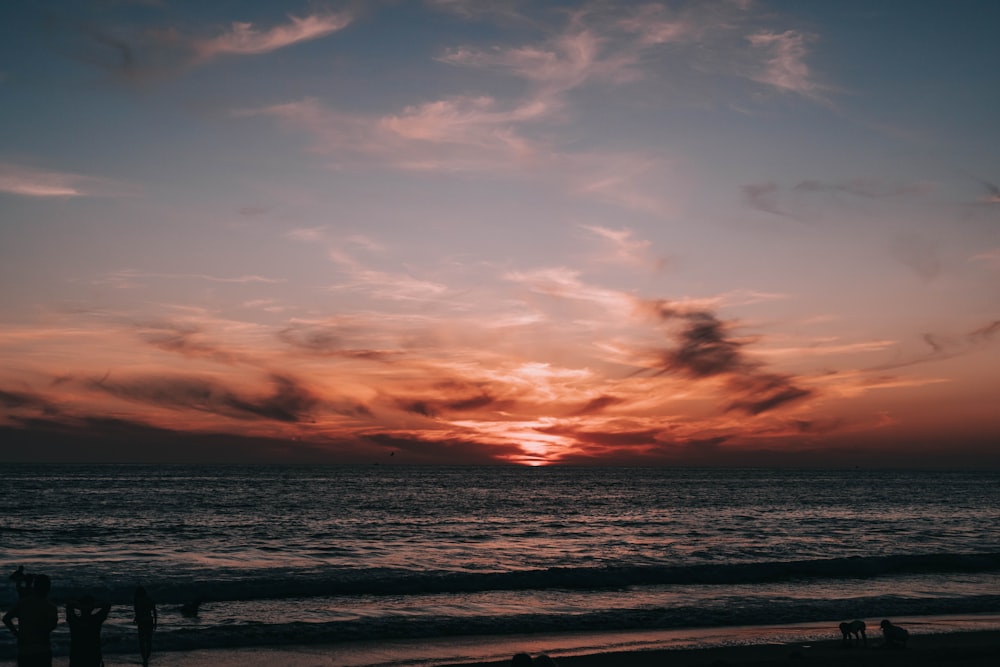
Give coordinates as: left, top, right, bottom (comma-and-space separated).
3, 574, 59, 667
66, 594, 112, 667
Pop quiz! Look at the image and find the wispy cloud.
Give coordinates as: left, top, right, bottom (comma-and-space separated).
96, 269, 284, 288
238, 96, 543, 171
92, 372, 337, 423
240, 96, 676, 213
240, 2, 829, 212
327, 251, 450, 303
438, 26, 640, 93
583, 225, 664, 269
742, 182, 787, 217
794, 178, 933, 198
194, 12, 353, 60
0, 162, 124, 198
505, 267, 634, 315
742, 177, 932, 218
746, 30, 822, 99
68, 9, 353, 85
978, 179, 1000, 204
970, 248, 1000, 269
425, 0, 526, 23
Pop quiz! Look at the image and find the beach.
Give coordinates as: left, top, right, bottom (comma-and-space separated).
13, 615, 1000, 667
23, 628, 1000, 667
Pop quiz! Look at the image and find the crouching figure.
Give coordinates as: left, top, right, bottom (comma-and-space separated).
880, 619, 909, 648
839, 619, 866, 644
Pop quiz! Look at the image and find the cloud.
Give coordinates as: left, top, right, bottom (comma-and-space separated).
233, 10, 702, 212
0, 388, 59, 414
970, 248, 1000, 268
505, 267, 634, 315
394, 390, 501, 418
583, 225, 658, 267
571, 394, 626, 416
640, 300, 813, 415
743, 178, 931, 219
741, 182, 791, 218
364, 432, 522, 465
979, 179, 1000, 204
93, 373, 327, 423
617, 3, 697, 45
725, 373, 812, 415
278, 322, 397, 361
0, 162, 120, 198
439, 27, 639, 94
864, 317, 1000, 373
793, 178, 932, 198
327, 252, 450, 303
66, 9, 352, 86
98, 269, 284, 287
239, 95, 548, 172
136, 321, 247, 365
286, 226, 327, 242
968, 320, 1000, 343
657, 309, 745, 378
193, 12, 353, 60
746, 30, 822, 99
425, 0, 526, 23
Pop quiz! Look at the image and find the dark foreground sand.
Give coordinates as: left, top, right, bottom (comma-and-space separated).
40, 630, 997, 667
447, 631, 1000, 667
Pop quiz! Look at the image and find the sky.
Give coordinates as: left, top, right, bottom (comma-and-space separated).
1, 0, 998, 466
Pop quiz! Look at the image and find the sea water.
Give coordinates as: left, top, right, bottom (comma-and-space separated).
1, 465, 999, 661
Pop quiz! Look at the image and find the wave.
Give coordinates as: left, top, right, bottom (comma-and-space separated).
42, 551, 1000, 605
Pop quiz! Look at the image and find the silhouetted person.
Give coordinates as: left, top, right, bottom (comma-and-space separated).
880, 619, 909, 648
66, 595, 111, 667
534, 655, 558, 667
839, 619, 866, 645
3, 574, 58, 667
511, 653, 534, 667
133, 586, 157, 667
180, 598, 201, 618
9, 567, 33, 599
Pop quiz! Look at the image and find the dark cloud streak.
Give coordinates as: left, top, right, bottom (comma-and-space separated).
93, 373, 325, 423
642, 300, 813, 415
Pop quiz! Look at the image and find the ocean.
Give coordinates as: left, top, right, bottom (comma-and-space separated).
2, 465, 999, 664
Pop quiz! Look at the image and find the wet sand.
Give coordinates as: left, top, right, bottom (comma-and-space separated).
451, 631, 1000, 667
36, 629, 997, 667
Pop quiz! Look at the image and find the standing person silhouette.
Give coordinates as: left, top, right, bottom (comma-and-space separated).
2, 574, 59, 667
66, 595, 111, 667
8, 567, 33, 599
133, 586, 157, 667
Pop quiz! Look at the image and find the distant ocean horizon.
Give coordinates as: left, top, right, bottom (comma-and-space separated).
2, 465, 999, 662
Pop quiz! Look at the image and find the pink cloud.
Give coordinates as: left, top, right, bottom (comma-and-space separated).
617, 4, 698, 45
239, 96, 548, 171
440, 28, 639, 92
746, 30, 822, 98
583, 225, 663, 269
0, 162, 98, 197
194, 12, 352, 60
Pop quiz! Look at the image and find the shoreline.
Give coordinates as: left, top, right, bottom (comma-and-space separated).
12, 613, 997, 667
465, 630, 1000, 667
